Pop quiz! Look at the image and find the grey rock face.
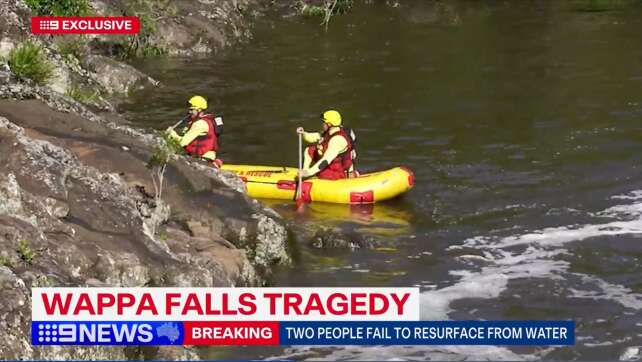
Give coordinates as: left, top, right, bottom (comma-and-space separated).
0, 1, 294, 359
0, 70, 12, 85
309, 227, 381, 250
84, 54, 159, 94
0, 103, 290, 359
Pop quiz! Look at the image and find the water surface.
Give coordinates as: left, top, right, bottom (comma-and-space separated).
123, 1, 642, 359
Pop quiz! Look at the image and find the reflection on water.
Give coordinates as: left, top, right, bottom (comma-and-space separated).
265, 199, 415, 235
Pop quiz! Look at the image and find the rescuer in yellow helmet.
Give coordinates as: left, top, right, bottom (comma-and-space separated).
296, 110, 358, 180
166, 95, 224, 167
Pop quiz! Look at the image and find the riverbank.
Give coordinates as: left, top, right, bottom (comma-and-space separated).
0, 0, 293, 359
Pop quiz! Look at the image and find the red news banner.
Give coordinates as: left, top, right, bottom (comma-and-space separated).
31, 288, 574, 346
31, 16, 140, 35
32, 287, 418, 345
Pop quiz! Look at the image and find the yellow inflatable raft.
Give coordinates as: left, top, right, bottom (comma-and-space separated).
221, 164, 414, 204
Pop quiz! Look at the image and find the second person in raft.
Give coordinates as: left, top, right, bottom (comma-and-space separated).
166, 95, 224, 168
296, 110, 358, 180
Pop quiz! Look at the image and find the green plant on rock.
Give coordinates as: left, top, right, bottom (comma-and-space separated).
162, 132, 186, 156
25, 0, 90, 16
119, 13, 167, 59
300, 0, 354, 29
118, 0, 178, 59
301, 4, 326, 17
66, 84, 99, 104
57, 37, 87, 61
0, 255, 12, 267
146, 133, 184, 179
8, 41, 55, 85
145, 133, 183, 236
147, 143, 171, 172
16, 239, 36, 265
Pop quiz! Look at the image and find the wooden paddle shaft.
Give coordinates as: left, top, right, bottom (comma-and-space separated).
297, 133, 303, 196
171, 115, 189, 129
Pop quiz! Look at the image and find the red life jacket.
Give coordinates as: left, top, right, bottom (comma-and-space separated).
183, 114, 219, 157
311, 127, 355, 180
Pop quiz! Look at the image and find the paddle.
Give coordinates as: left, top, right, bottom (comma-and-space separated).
295, 132, 305, 210
169, 114, 189, 130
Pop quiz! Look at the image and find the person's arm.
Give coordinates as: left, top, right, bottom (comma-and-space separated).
201, 150, 217, 161
302, 131, 321, 143
304, 136, 348, 177
167, 128, 181, 142
178, 119, 209, 147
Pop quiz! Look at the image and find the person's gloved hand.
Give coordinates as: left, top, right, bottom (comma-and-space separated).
297, 169, 311, 178
296, 127, 305, 134
166, 127, 179, 140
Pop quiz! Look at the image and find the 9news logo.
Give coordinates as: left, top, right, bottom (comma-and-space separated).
35, 323, 66, 343
32, 322, 183, 345
31, 16, 140, 35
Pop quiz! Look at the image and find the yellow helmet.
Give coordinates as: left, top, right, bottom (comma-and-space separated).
322, 110, 342, 127
188, 95, 207, 110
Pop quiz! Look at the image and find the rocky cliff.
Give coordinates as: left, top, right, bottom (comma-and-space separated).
0, 0, 291, 359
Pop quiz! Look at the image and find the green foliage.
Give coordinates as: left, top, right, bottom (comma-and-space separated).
147, 144, 171, 170
301, 4, 326, 17
66, 84, 99, 104
118, 0, 177, 59
119, 14, 167, 59
8, 41, 55, 85
0, 255, 11, 267
25, 0, 90, 16
331, 0, 354, 14
163, 132, 186, 156
146, 132, 183, 217
147, 133, 184, 170
299, 0, 354, 28
16, 239, 36, 265
57, 37, 87, 61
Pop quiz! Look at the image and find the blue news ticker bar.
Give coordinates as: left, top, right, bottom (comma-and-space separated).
31, 321, 184, 345
32, 320, 574, 346
279, 321, 575, 345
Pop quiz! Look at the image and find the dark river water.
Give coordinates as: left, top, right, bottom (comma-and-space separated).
122, 1, 642, 360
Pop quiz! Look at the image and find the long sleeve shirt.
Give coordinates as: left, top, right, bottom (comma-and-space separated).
302, 128, 349, 176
